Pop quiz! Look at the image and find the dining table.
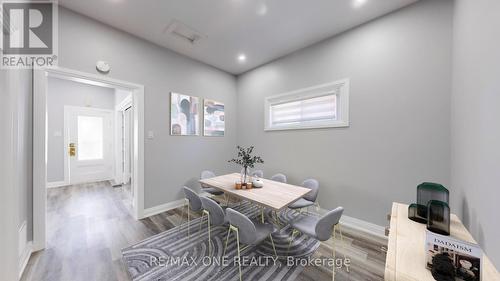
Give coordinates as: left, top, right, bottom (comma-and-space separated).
199, 173, 312, 225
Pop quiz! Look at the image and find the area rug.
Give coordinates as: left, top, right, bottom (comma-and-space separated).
122, 202, 320, 281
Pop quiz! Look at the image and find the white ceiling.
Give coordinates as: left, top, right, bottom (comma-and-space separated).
59, 0, 419, 75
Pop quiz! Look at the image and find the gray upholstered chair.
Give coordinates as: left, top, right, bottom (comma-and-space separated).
288, 207, 344, 281
270, 173, 287, 183
200, 197, 228, 256
251, 170, 264, 178
200, 170, 224, 196
182, 186, 204, 237
223, 208, 278, 281
288, 179, 320, 212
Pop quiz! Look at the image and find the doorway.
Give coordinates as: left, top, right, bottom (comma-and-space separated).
115, 91, 134, 198
65, 106, 114, 184
122, 106, 133, 193
33, 67, 145, 251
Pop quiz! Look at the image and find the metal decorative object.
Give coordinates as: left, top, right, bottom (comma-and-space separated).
427, 200, 451, 236
408, 203, 427, 223
408, 182, 450, 225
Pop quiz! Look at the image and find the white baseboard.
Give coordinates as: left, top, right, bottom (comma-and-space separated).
46, 181, 67, 188
314, 206, 386, 240
340, 214, 387, 239
18, 221, 33, 279
141, 198, 386, 242
19, 242, 32, 279
142, 199, 185, 218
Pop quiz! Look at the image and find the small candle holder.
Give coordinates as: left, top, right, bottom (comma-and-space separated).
427, 200, 450, 236
408, 203, 427, 223
235, 181, 242, 190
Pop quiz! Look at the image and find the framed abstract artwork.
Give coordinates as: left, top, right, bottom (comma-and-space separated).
170, 92, 200, 136
203, 99, 225, 136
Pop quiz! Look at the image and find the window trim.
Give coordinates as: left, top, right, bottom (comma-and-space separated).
264, 79, 350, 131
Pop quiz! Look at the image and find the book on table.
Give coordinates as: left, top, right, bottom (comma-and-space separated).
426, 230, 483, 281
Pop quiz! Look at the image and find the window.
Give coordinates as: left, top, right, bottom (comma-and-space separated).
77, 116, 104, 160
265, 79, 349, 131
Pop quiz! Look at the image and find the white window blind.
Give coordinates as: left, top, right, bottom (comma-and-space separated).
270, 94, 337, 126
265, 79, 349, 131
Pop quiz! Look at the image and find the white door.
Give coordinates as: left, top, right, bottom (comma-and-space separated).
65, 106, 114, 184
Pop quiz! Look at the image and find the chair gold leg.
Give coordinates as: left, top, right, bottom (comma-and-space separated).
332, 240, 336, 281
187, 200, 191, 237
208, 214, 212, 256
287, 229, 298, 254
269, 234, 278, 258
261, 207, 265, 223
338, 223, 344, 245
332, 225, 337, 281
180, 200, 187, 234
272, 211, 282, 228
223, 227, 231, 257
235, 228, 242, 281
199, 212, 206, 238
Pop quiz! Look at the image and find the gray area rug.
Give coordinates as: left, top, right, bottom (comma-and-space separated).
122, 202, 320, 281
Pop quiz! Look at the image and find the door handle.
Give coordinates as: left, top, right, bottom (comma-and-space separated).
69, 143, 76, 157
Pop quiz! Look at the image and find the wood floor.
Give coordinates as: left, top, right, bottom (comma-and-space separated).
21, 182, 387, 281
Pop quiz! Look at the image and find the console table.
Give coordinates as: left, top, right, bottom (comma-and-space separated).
385, 202, 500, 280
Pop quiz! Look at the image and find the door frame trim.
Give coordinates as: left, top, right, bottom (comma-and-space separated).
115, 95, 133, 186
33, 67, 145, 251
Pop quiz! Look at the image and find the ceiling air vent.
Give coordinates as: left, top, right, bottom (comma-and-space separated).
165, 20, 206, 45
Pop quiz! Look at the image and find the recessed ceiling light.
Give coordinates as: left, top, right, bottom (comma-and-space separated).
237, 54, 247, 63
352, 0, 367, 8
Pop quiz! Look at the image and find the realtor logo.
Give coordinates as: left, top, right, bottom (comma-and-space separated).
1, 0, 58, 68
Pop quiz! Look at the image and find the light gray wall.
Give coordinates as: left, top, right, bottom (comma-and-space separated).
236, 0, 453, 226
451, 0, 500, 269
57, 7, 238, 208
47, 77, 116, 183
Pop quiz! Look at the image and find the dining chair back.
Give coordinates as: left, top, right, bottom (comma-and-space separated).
315, 207, 344, 241
226, 208, 257, 245
200, 170, 225, 196
251, 170, 264, 178
200, 196, 227, 256
182, 186, 203, 237
288, 206, 344, 281
224, 208, 277, 281
183, 186, 203, 211
270, 173, 287, 183
302, 179, 320, 202
200, 197, 226, 226
201, 170, 216, 180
